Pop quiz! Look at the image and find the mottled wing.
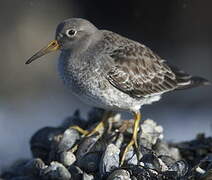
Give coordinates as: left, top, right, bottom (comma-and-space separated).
104, 32, 178, 98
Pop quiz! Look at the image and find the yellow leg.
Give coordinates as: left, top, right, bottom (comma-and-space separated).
70, 111, 113, 137
120, 111, 141, 166
70, 125, 89, 136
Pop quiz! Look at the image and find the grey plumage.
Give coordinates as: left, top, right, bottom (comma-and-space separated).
27, 18, 210, 112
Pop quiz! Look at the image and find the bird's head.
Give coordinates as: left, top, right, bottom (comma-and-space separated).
25, 18, 98, 64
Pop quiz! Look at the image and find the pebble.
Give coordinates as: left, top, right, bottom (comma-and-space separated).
30, 127, 63, 161
57, 128, 80, 153
125, 149, 138, 165
60, 151, 76, 166
169, 160, 188, 177
76, 133, 102, 160
99, 144, 120, 176
68, 165, 83, 180
82, 172, 94, 180
107, 169, 131, 180
77, 151, 102, 173
41, 161, 71, 180
141, 153, 161, 171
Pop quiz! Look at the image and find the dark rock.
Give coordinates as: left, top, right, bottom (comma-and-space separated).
30, 127, 63, 162
100, 144, 120, 176
158, 155, 176, 168
140, 153, 161, 172
76, 133, 102, 160
77, 151, 102, 173
21, 158, 45, 176
41, 161, 71, 180
169, 160, 188, 177
127, 165, 158, 179
68, 165, 83, 180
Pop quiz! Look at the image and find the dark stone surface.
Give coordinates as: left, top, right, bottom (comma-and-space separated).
1, 108, 212, 180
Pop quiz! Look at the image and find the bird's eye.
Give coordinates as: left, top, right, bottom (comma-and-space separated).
66, 29, 77, 37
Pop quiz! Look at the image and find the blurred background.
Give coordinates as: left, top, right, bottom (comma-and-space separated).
0, 0, 211, 169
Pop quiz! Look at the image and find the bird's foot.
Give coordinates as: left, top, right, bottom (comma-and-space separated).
120, 112, 141, 166
69, 111, 113, 152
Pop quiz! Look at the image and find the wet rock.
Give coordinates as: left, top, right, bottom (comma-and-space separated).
169, 160, 188, 177
128, 165, 158, 179
57, 128, 80, 153
114, 133, 124, 149
82, 172, 94, 180
60, 151, 76, 166
21, 158, 46, 176
100, 144, 120, 176
41, 161, 71, 180
68, 165, 83, 180
76, 133, 102, 160
140, 153, 161, 171
77, 151, 102, 173
107, 169, 131, 180
158, 155, 175, 170
30, 127, 63, 162
125, 149, 138, 165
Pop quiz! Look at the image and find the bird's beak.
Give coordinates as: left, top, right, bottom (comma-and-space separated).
25, 40, 60, 64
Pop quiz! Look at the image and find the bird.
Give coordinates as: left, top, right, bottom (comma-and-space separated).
26, 18, 210, 165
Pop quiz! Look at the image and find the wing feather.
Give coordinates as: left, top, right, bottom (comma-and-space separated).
103, 31, 178, 98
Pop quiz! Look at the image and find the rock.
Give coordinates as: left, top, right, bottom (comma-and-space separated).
41, 161, 71, 180
100, 144, 120, 176
125, 149, 138, 165
76, 133, 102, 160
60, 151, 76, 166
22, 158, 46, 176
68, 165, 83, 180
57, 128, 80, 153
1, 109, 212, 180
139, 119, 163, 147
77, 151, 102, 173
169, 160, 188, 177
82, 172, 94, 180
30, 127, 63, 162
140, 153, 161, 171
107, 169, 131, 180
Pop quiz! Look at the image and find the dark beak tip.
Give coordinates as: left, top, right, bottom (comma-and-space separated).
25, 60, 31, 65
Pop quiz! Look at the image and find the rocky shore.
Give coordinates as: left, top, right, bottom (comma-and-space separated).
1, 108, 212, 180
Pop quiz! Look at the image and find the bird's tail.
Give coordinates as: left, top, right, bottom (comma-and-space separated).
168, 64, 211, 90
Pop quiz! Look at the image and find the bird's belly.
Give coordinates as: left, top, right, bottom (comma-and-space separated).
65, 75, 161, 112
59, 60, 161, 111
